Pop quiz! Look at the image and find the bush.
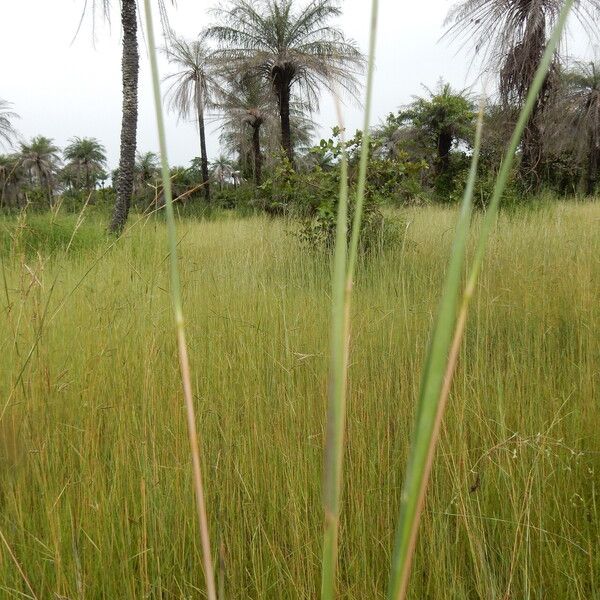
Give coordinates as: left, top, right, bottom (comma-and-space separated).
296, 196, 403, 252
255, 131, 421, 250
60, 188, 115, 213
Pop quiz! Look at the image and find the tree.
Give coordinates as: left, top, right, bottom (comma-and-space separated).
445, 0, 600, 189
164, 36, 219, 202
63, 137, 107, 191
133, 151, 161, 203
206, 0, 364, 164
217, 75, 315, 181
215, 74, 275, 186
0, 154, 25, 208
397, 82, 475, 175
210, 155, 235, 190
19, 136, 62, 204
0, 100, 19, 149
85, 1, 172, 233
553, 61, 600, 195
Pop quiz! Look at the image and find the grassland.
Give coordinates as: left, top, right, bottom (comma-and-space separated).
0, 202, 599, 599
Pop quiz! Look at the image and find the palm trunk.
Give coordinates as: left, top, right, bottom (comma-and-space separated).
437, 130, 452, 175
277, 81, 293, 164
39, 169, 52, 206
110, 0, 139, 234
196, 84, 211, 202
85, 163, 91, 192
252, 123, 263, 186
586, 131, 598, 195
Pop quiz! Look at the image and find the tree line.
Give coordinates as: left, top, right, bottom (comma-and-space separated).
1, 0, 600, 231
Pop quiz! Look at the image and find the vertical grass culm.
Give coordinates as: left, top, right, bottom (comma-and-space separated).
142, 2, 217, 599
386, 2, 576, 599
320, 1, 379, 598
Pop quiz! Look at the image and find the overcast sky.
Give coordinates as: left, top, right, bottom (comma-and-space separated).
1, 1, 597, 169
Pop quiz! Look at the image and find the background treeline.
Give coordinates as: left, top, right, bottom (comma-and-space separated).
1, 0, 600, 242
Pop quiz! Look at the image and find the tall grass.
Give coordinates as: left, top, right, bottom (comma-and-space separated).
321, 1, 379, 597
386, 3, 575, 598
0, 1, 596, 598
142, 1, 216, 597
0, 205, 598, 597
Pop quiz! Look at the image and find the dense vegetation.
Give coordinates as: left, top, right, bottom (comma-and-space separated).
2, 0, 600, 239
1, 203, 598, 597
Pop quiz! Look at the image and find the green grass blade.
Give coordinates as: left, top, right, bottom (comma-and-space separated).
321, 135, 349, 600
320, 3, 379, 597
387, 2, 575, 599
347, 0, 379, 282
387, 96, 485, 600
142, 2, 217, 599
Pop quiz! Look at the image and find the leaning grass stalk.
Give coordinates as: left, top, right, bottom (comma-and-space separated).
387, 102, 484, 600
386, 2, 575, 599
142, 2, 217, 599
320, 3, 379, 598
66, 190, 93, 253
0, 528, 39, 600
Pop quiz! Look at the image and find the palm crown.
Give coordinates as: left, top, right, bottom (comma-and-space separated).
0, 99, 19, 149
63, 136, 107, 190
206, 0, 364, 162
164, 36, 219, 200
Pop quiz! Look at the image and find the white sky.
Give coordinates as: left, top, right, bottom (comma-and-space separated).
1, 1, 597, 169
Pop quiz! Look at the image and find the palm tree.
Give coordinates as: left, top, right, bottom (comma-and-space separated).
218, 82, 315, 180
206, 0, 364, 164
164, 36, 219, 202
85, 1, 172, 233
0, 154, 25, 208
63, 137, 107, 191
554, 61, 600, 195
0, 100, 19, 149
134, 151, 160, 199
445, 0, 600, 189
397, 82, 475, 175
210, 155, 235, 190
215, 74, 275, 185
19, 136, 62, 204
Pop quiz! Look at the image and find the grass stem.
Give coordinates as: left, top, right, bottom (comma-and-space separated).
142, 2, 217, 599
320, 3, 379, 598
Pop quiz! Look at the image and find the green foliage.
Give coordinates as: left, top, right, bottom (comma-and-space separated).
373, 82, 477, 201
397, 81, 475, 152
59, 188, 116, 213
259, 130, 422, 249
